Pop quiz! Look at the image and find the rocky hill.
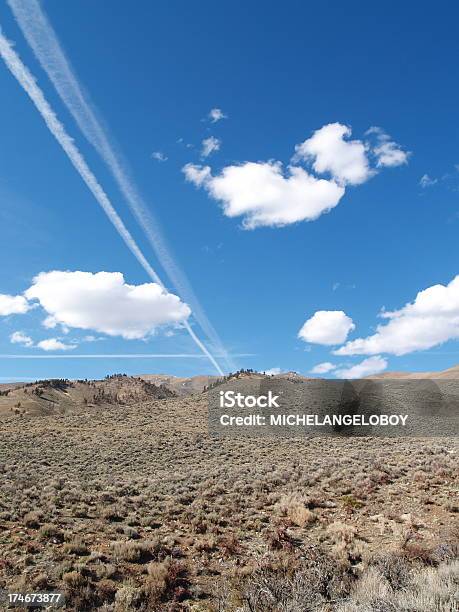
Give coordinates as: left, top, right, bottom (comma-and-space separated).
139, 369, 312, 395
139, 373, 217, 396
0, 374, 175, 417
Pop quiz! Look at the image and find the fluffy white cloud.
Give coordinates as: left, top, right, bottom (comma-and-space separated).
25, 271, 191, 340
298, 310, 355, 345
294, 123, 373, 185
184, 122, 408, 229
0, 294, 30, 316
334, 356, 388, 379
183, 161, 344, 229
366, 126, 410, 168
208, 108, 226, 123
309, 362, 336, 374
36, 338, 76, 351
10, 331, 33, 347
201, 136, 220, 158
335, 275, 459, 356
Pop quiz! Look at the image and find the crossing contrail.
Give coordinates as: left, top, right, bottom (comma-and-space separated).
0, 28, 224, 376
7, 0, 235, 372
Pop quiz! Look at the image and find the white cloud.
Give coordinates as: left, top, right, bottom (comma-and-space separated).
366, 126, 410, 168
309, 362, 336, 374
298, 310, 355, 345
0, 294, 30, 316
36, 338, 76, 351
335, 275, 459, 356
294, 123, 373, 185
25, 271, 191, 340
334, 356, 388, 379
183, 161, 344, 229
10, 331, 33, 347
81, 335, 104, 342
264, 367, 282, 375
208, 108, 227, 123
201, 136, 220, 158
374, 142, 409, 167
151, 151, 167, 162
420, 174, 438, 188
184, 122, 408, 229
183, 163, 212, 187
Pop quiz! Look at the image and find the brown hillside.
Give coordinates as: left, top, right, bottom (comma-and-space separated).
0, 375, 175, 417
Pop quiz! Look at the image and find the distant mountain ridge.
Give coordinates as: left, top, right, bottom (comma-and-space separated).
140, 366, 459, 394
367, 364, 459, 380
1, 366, 458, 416
139, 369, 314, 395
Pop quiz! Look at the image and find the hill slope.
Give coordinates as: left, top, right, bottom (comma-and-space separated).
0, 375, 175, 416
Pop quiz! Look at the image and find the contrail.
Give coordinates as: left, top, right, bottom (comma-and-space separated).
0, 354, 211, 359
0, 353, 254, 359
7, 0, 235, 372
0, 29, 224, 376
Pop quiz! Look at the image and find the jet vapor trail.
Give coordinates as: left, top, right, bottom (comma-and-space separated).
0, 29, 224, 376
0, 353, 254, 359
7, 0, 235, 372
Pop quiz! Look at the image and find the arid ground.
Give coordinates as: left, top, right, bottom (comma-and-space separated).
0, 374, 457, 611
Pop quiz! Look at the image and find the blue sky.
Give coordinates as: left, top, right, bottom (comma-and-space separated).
1, 0, 459, 381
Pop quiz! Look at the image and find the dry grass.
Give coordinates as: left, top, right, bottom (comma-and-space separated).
0, 387, 457, 610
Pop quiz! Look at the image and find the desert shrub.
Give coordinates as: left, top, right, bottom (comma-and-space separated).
101, 504, 126, 522
145, 561, 169, 601
23, 510, 43, 528
123, 526, 140, 539
140, 515, 161, 528
111, 540, 145, 563
445, 499, 459, 513
219, 533, 241, 556
337, 559, 459, 611
145, 559, 190, 608
114, 581, 144, 611
110, 538, 166, 563
94, 563, 117, 580
327, 521, 357, 544
195, 535, 217, 552
63, 537, 90, 556
276, 492, 317, 527
62, 570, 86, 589
340, 494, 365, 511
31, 573, 51, 590
266, 525, 297, 551
369, 553, 412, 590
39, 523, 64, 542
214, 549, 351, 611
